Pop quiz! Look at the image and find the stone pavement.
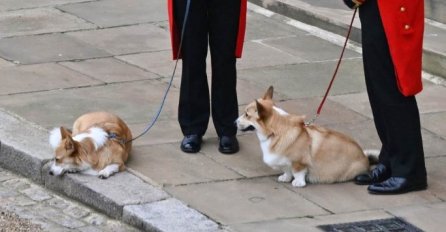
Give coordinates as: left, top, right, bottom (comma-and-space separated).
0, 0, 445, 231
0, 167, 140, 231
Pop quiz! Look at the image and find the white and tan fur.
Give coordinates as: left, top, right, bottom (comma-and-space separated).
236, 86, 376, 187
49, 112, 132, 179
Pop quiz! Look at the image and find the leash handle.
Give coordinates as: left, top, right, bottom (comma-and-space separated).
306, 8, 357, 126
128, 0, 191, 143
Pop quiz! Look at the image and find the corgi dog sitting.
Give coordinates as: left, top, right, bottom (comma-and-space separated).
49, 112, 132, 179
236, 86, 376, 187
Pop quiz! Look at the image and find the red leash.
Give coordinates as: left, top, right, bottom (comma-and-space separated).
305, 8, 358, 126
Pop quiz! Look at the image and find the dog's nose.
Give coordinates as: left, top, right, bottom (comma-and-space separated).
49, 171, 54, 176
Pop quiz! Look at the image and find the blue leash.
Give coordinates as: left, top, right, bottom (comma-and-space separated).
127, 0, 191, 143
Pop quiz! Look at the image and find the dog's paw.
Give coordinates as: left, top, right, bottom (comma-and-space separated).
98, 170, 111, 179
291, 179, 306, 187
278, 173, 292, 182
97, 164, 119, 179
98, 174, 108, 179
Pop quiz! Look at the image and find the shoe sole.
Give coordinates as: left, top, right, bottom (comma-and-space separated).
180, 146, 201, 153
218, 147, 239, 155
368, 184, 428, 195
354, 180, 373, 185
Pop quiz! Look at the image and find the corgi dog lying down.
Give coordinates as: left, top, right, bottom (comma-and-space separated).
49, 112, 132, 179
236, 86, 377, 187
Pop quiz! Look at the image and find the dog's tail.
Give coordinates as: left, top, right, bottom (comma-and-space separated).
363, 149, 380, 165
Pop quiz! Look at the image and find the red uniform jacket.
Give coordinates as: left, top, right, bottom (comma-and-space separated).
378, 0, 424, 96
167, 0, 247, 60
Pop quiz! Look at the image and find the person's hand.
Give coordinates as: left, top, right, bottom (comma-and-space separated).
343, 0, 365, 9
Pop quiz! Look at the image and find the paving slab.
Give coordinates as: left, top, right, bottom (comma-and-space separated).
0, 8, 94, 38
323, 120, 379, 150
20, 186, 53, 202
44, 169, 169, 219
0, 58, 13, 68
237, 41, 306, 70
424, 21, 446, 54
245, 9, 307, 41
277, 97, 369, 126
128, 143, 242, 186
123, 198, 221, 232
426, 157, 446, 200
201, 135, 281, 178
60, 57, 160, 83
420, 129, 446, 158
1, 169, 140, 231
330, 91, 372, 118
249, 0, 446, 79
238, 59, 366, 99
129, 117, 221, 147
0, 63, 102, 95
128, 120, 184, 147
331, 84, 446, 118
67, 24, 171, 55
330, 89, 446, 157
0, 34, 111, 64
236, 77, 290, 105
285, 181, 440, 214
118, 51, 182, 78
388, 202, 446, 232
31, 204, 86, 229
421, 112, 446, 139
425, 0, 446, 23
155, 68, 290, 107
262, 34, 361, 62
249, 0, 362, 42
0, 0, 89, 11
0, 110, 53, 184
128, 104, 268, 145
58, 0, 167, 28
231, 210, 393, 232
416, 85, 446, 113
328, 119, 446, 158
0, 80, 180, 128
423, 49, 446, 80
166, 177, 328, 225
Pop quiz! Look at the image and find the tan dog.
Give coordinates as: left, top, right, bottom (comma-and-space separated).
49, 112, 132, 179
236, 86, 376, 187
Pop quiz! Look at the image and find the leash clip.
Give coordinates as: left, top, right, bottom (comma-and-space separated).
304, 114, 319, 127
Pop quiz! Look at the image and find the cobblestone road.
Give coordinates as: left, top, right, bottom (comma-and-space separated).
0, 167, 141, 232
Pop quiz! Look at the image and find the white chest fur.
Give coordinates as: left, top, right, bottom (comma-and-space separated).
257, 106, 292, 170
258, 135, 291, 170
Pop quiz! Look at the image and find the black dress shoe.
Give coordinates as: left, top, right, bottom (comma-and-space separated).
354, 164, 390, 185
180, 135, 202, 153
368, 177, 427, 195
218, 136, 239, 154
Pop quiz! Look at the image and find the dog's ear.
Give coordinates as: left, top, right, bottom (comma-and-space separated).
64, 135, 78, 154
256, 100, 271, 119
263, 86, 274, 100
60, 127, 72, 139
60, 127, 77, 154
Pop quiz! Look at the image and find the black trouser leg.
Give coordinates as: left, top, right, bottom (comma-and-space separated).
175, 0, 210, 136
208, 0, 240, 136
359, 0, 426, 180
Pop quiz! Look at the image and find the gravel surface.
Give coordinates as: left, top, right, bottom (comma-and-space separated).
0, 208, 43, 232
